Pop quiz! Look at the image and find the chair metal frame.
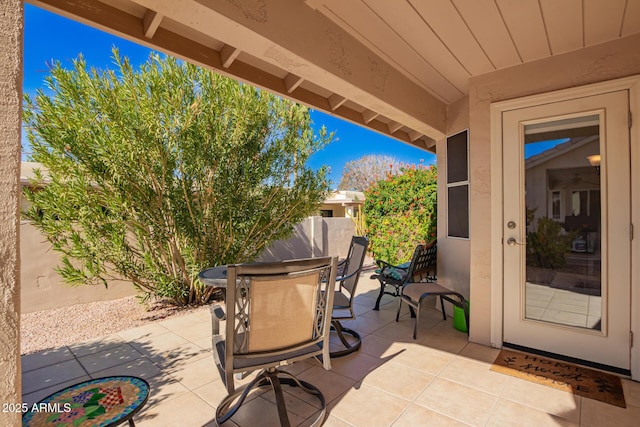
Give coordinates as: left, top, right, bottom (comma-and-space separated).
396, 280, 469, 339
389, 243, 469, 339
211, 256, 338, 427
330, 235, 369, 358
372, 240, 437, 311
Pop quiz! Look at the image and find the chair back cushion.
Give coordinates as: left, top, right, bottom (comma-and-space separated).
225, 257, 337, 359
341, 236, 369, 295
248, 271, 320, 352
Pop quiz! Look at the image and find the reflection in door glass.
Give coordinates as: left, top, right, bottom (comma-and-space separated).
523, 115, 601, 330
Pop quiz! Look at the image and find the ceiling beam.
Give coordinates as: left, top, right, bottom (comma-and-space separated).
328, 94, 347, 111
387, 121, 403, 134
425, 139, 436, 149
220, 44, 241, 68
284, 73, 304, 93
362, 109, 379, 124
142, 9, 163, 39
408, 130, 422, 142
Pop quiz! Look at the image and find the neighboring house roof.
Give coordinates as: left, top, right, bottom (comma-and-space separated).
21, 165, 364, 208
525, 135, 598, 169
323, 190, 365, 206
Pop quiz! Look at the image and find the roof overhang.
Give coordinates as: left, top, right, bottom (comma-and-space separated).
30, 0, 445, 151
27, 0, 640, 155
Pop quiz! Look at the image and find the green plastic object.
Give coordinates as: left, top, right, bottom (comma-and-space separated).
453, 301, 469, 332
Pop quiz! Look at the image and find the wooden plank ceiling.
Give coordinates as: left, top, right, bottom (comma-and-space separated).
309, 0, 640, 103
28, 0, 640, 152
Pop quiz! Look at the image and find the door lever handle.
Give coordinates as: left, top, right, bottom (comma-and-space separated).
506, 237, 525, 246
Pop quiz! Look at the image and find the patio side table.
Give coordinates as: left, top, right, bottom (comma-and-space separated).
22, 376, 149, 427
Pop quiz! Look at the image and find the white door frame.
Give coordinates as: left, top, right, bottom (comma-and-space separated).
490, 75, 640, 380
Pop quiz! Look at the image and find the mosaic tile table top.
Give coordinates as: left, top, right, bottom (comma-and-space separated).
23, 376, 149, 427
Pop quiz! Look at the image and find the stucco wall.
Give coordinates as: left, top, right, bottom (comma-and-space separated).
20, 222, 138, 313
436, 96, 471, 316
322, 217, 358, 257
21, 216, 355, 312
467, 33, 640, 346
258, 218, 315, 261
0, 0, 23, 422
258, 216, 355, 261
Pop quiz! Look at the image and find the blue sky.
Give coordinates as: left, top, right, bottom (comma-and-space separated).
524, 138, 569, 158
22, 4, 435, 188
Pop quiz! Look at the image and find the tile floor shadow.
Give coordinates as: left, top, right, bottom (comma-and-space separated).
20, 275, 640, 426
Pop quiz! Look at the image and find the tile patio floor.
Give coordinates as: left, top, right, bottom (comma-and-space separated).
21, 276, 640, 426
525, 282, 601, 329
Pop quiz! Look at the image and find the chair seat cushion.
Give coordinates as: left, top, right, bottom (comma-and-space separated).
374, 262, 411, 280
402, 282, 459, 303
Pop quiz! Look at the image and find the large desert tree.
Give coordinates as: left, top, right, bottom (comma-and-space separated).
23, 50, 332, 305
338, 154, 403, 191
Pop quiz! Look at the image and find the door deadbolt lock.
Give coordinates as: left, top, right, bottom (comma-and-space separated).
507, 221, 516, 229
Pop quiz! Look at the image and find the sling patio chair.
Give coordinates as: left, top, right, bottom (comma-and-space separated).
211, 256, 338, 427
330, 235, 369, 357
371, 240, 438, 311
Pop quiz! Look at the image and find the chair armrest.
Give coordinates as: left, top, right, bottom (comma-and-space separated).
210, 303, 226, 335
212, 304, 226, 320
376, 259, 409, 270
335, 258, 349, 278
336, 269, 360, 283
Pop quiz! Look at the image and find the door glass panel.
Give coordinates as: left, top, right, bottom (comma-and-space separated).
523, 115, 601, 330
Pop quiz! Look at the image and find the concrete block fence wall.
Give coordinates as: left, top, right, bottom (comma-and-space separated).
21, 217, 356, 312
257, 216, 356, 262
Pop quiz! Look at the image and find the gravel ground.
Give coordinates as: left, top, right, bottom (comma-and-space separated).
20, 296, 212, 355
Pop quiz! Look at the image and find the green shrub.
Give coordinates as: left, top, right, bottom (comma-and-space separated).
526, 214, 574, 269
364, 165, 437, 264
23, 50, 332, 306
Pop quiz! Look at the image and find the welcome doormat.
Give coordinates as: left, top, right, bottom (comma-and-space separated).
491, 349, 626, 408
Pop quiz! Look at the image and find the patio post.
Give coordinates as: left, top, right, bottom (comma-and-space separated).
0, 0, 23, 424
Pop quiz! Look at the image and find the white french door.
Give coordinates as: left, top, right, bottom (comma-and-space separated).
502, 90, 631, 371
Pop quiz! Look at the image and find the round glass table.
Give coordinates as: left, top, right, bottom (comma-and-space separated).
198, 265, 228, 288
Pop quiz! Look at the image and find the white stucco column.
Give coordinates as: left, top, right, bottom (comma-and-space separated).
0, 0, 23, 423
